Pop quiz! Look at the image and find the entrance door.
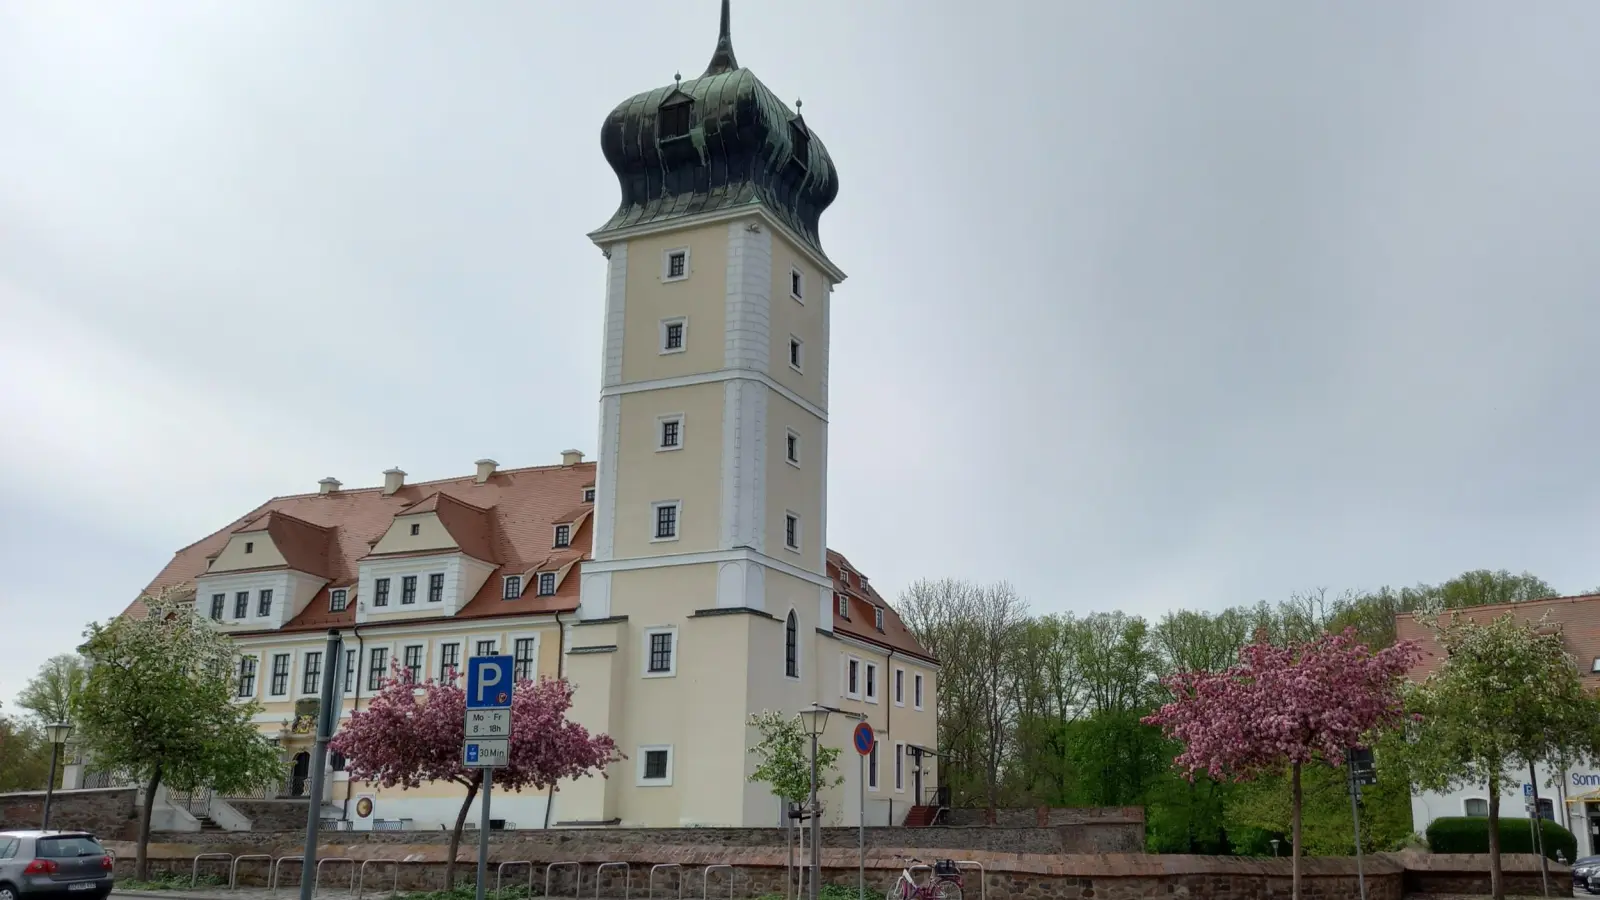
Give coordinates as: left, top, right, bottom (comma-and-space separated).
911, 749, 924, 803
290, 752, 311, 797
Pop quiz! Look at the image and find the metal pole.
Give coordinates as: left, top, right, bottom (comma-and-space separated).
476, 769, 493, 900
810, 730, 820, 900
858, 753, 865, 900
1530, 763, 1550, 897
300, 629, 344, 900
42, 742, 60, 831
1348, 770, 1366, 900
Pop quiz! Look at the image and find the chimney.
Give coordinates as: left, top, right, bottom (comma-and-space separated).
561, 449, 585, 466
475, 459, 499, 484
318, 477, 342, 495
382, 468, 407, 496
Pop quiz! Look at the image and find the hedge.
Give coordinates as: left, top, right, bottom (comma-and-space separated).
1426, 815, 1577, 862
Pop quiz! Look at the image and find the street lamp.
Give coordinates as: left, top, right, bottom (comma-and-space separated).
1269, 839, 1280, 858
796, 704, 837, 900
41, 722, 73, 832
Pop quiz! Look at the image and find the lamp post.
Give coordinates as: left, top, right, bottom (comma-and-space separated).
797, 704, 835, 900
41, 722, 73, 832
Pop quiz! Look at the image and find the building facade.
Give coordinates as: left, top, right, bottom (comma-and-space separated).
1398, 594, 1600, 856
125, 2, 939, 831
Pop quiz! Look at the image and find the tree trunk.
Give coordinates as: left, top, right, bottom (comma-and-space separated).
1291, 761, 1302, 900
135, 766, 162, 882
1488, 772, 1504, 900
446, 773, 482, 890
1187, 779, 1197, 853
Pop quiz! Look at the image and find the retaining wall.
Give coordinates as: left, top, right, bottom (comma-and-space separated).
0, 787, 139, 840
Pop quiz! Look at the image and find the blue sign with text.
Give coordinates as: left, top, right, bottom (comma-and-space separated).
466, 656, 514, 709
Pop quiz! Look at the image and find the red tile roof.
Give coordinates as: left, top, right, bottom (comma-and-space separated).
1396, 593, 1600, 684
828, 549, 937, 665
215, 510, 337, 580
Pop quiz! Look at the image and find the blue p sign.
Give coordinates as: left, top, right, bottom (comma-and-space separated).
466, 656, 514, 709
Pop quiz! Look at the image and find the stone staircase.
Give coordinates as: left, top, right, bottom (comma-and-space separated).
903, 805, 939, 827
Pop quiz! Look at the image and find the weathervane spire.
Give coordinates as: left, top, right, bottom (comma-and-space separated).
703, 0, 739, 76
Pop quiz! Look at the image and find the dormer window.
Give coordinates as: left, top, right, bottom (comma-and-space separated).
875, 608, 885, 631
538, 572, 557, 596
584, 488, 596, 503
789, 120, 810, 170
659, 95, 694, 140
503, 575, 522, 600
554, 524, 571, 548
329, 588, 348, 613
244, 541, 254, 554
410, 523, 420, 536
837, 594, 849, 619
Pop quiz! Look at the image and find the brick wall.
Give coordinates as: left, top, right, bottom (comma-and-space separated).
0, 788, 139, 840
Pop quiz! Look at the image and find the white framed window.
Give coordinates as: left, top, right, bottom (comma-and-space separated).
660, 317, 687, 354
844, 656, 862, 700
302, 651, 324, 696
402, 644, 425, 683
268, 653, 291, 697
502, 575, 522, 600
584, 487, 596, 503
537, 572, 557, 596
437, 642, 462, 683
554, 524, 571, 548
474, 639, 498, 658
512, 636, 540, 681
789, 266, 805, 302
837, 594, 849, 618
637, 745, 674, 786
894, 743, 905, 792
868, 741, 879, 791
914, 673, 925, 710
652, 500, 681, 542
875, 608, 884, 631
1463, 798, 1488, 817
865, 662, 879, 703
785, 429, 801, 467
657, 414, 684, 451
329, 588, 348, 612
894, 668, 905, 707
662, 247, 690, 282
235, 654, 260, 699
644, 627, 678, 678
788, 336, 804, 372
784, 511, 801, 552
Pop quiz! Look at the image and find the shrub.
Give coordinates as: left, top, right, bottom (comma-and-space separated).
1425, 816, 1576, 862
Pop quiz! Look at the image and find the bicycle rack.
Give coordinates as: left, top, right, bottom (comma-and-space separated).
496, 860, 534, 896
231, 855, 273, 890
596, 862, 631, 900
546, 861, 581, 899
955, 861, 986, 900
271, 856, 305, 892
702, 865, 733, 900
357, 859, 401, 900
317, 857, 357, 895
648, 864, 683, 900
193, 853, 235, 889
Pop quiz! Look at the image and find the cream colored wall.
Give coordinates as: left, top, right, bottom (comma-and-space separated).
369, 513, 459, 556
209, 533, 286, 572
765, 395, 824, 575
621, 224, 728, 383
767, 231, 828, 410
610, 384, 725, 559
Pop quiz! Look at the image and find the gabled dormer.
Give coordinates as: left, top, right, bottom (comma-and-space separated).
196, 510, 334, 632
550, 503, 593, 551
356, 492, 500, 622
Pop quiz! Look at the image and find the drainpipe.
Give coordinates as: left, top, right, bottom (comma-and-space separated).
543, 610, 566, 830
883, 648, 895, 828
340, 622, 365, 823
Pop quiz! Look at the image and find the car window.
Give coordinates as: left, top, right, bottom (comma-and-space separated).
35, 836, 103, 858
0, 838, 17, 859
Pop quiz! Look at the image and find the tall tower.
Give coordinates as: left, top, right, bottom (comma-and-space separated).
558, 1, 845, 827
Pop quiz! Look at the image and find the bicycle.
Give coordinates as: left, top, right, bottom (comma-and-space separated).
885, 857, 962, 900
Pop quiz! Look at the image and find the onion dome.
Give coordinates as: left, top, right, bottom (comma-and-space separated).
594, 0, 839, 256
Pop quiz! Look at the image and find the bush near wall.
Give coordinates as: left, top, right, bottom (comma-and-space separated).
1425, 816, 1576, 862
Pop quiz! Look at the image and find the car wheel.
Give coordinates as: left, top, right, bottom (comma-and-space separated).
0, 882, 17, 900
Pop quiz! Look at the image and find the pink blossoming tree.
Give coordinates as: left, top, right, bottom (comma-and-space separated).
331, 664, 620, 885
1142, 627, 1419, 900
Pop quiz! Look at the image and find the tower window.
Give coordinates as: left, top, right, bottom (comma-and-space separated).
662, 248, 690, 282
659, 97, 693, 139
660, 317, 687, 354
786, 430, 801, 466
658, 415, 683, 450
554, 524, 571, 548
785, 610, 799, 679
785, 512, 800, 552
788, 336, 804, 372
645, 629, 677, 676
653, 501, 680, 541
790, 267, 805, 302
789, 120, 811, 170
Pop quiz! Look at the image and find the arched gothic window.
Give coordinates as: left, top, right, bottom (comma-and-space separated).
785, 610, 799, 678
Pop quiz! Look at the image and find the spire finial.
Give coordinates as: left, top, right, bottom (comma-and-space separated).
675, 71, 682, 88
703, 0, 739, 76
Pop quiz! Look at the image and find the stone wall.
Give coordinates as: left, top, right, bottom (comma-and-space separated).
227, 800, 310, 832
944, 806, 1145, 828
1399, 851, 1556, 897
0, 788, 139, 840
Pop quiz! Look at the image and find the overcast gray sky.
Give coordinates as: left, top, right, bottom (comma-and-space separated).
4, 1, 1599, 704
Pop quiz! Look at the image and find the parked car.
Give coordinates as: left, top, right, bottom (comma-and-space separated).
1574, 855, 1600, 894
0, 832, 115, 900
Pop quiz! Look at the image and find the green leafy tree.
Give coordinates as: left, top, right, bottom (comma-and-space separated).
747, 710, 842, 804
1387, 611, 1600, 900
76, 590, 284, 880
0, 706, 55, 792
18, 654, 89, 726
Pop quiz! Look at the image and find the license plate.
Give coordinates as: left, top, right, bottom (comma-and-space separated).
68, 882, 96, 890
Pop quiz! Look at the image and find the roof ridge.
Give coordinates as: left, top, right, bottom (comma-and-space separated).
258, 461, 598, 502
1395, 592, 1600, 620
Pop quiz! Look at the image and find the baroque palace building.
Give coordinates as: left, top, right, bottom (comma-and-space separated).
125, 1, 939, 831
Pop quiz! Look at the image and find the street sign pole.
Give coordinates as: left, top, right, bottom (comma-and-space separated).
465, 656, 514, 900
477, 768, 493, 900
1345, 747, 1376, 900
852, 722, 876, 900
300, 630, 343, 900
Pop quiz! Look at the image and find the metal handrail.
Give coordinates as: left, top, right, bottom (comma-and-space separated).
702, 865, 733, 900
317, 857, 357, 895
231, 854, 272, 890
955, 861, 986, 900
193, 853, 234, 889
596, 862, 630, 900
271, 856, 304, 892
546, 861, 581, 899
496, 860, 533, 896
357, 859, 401, 900
648, 864, 682, 900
